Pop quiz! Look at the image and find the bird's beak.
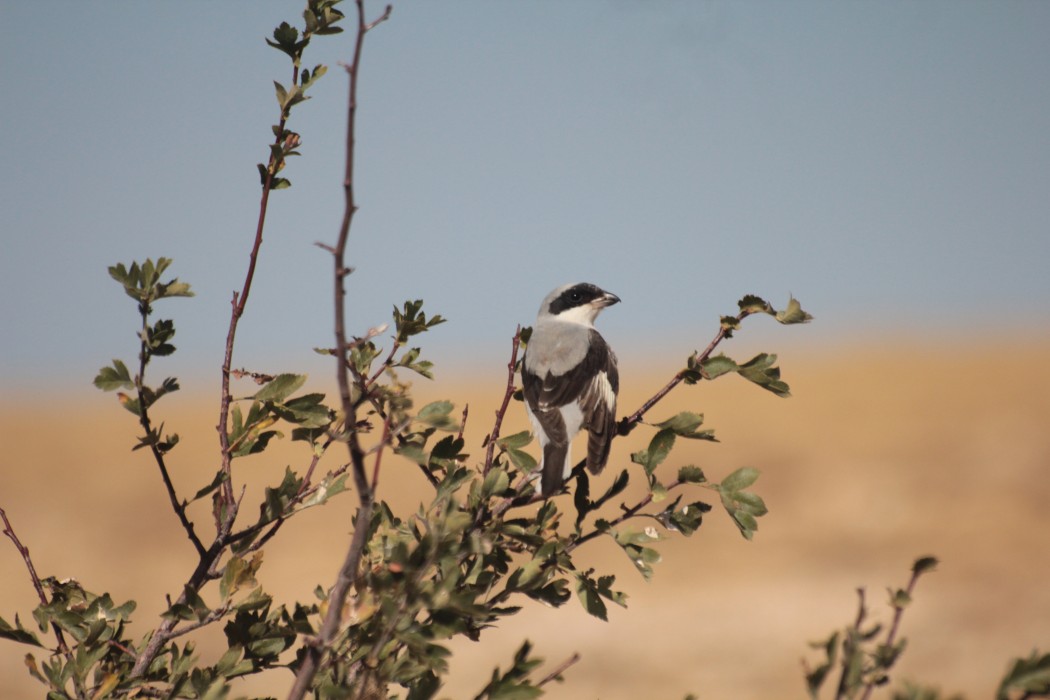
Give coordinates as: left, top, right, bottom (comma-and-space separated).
596, 291, 621, 308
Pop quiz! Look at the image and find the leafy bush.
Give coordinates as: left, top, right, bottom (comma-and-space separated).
1, 2, 1045, 699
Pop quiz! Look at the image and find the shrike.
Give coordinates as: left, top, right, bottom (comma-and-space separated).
521, 283, 620, 497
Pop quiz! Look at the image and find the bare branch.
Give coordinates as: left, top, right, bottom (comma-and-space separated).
129, 513, 235, 679
483, 326, 522, 475
165, 604, 231, 641
457, 403, 469, 442
621, 309, 749, 432
536, 652, 582, 688
1, 508, 72, 656
287, 2, 391, 697
216, 33, 308, 512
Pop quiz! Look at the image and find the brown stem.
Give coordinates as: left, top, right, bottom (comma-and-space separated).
858, 568, 923, 700
129, 513, 236, 678
457, 404, 469, 442
136, 311, 206, 558
836, 588, 868, 700
371, 414, 393, 490
287, 3, 392, 698
536, 652, 582, 688
216, 64, 302, 510
621, 310, 748, 431
0, 508, 74, 659
483, 326, 522, 475
229, 438, 337, 553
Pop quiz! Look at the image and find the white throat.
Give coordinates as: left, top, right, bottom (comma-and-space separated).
546, 304, 598, 327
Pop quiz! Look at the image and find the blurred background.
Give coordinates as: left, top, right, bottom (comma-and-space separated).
2, 1, 1048, 697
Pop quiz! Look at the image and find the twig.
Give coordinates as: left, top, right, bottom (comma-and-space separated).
536, 652, 582, 688
287, 3, 391, 698
483, 326, 522, 475
216, 36, 308, 511
107, 639, 138, 659
129, 513, 236, 678
365, 338, 401, 389
165, 605, 230, 641
134, 311, 205, 557
835, 588, 868, 700
620, 309, 748, 432
230, 438, 337, 552
566, 479, 684, 553
858, 569, 922, 700
457, 404, 469, 443
0, 509, 72, 656
371, 414, 393, 490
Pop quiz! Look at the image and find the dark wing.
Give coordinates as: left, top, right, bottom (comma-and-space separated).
579, 331, 618, 474
522, 356, 571, 497
521, 331, 618, 491
522, 332, 613, 410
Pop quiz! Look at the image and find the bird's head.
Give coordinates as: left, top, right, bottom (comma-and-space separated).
539, 282, 620, 327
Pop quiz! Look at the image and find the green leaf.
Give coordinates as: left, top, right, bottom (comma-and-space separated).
274, 393, 332, 429
775, 295, 813, 324
526, 578, 571, 608
612, 528, 662, 580
253, 373, 307, 403
590, 469, 629, 511
573, 572, 627, 621
630, 428, 675, 476
720, 467, 760, 492
496, 430, 533, 450
187, 471, 225, 505
393, 299, 447, 343
889, 587, 912, 609
912, 556, 939, 576
481, 468, 511, 499
699, 354, 737, 380
417, 401, 457, 431
720, 315, 741, 332
93, 360, 134, 392
654, 412, 716, 440
575, 573, 608, 621
716, 468, 766, 540
297, 472, 348, 511
656, 497, 711, 536
677, 466, 706, 484
738, 294, 772, 314
506, 448, 537, 473
998, 651, 1050, 699
0, 616, 43, 647
737, 353, 791, 397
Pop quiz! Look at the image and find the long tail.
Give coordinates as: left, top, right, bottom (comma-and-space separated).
586, 426, 613, 475
541, 441, 570, 497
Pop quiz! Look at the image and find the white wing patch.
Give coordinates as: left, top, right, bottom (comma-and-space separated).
592, 371, 616, 411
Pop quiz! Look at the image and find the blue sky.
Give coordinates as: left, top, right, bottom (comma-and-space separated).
2, 1, 1048, 391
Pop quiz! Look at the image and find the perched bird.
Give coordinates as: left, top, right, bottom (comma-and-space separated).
521, 283, 620, 497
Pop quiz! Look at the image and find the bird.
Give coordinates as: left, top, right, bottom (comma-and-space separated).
521, 282, 620, 497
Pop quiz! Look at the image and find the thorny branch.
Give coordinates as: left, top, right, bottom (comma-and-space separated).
858, 568, 922, 700
0, 508, 75, 662
483, 325, 522, 475
536, 652, 582, 688
135, 309, 206, 558
287, 3, 392, 698
620, 308, 749, 432
216, 32, 307, 511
